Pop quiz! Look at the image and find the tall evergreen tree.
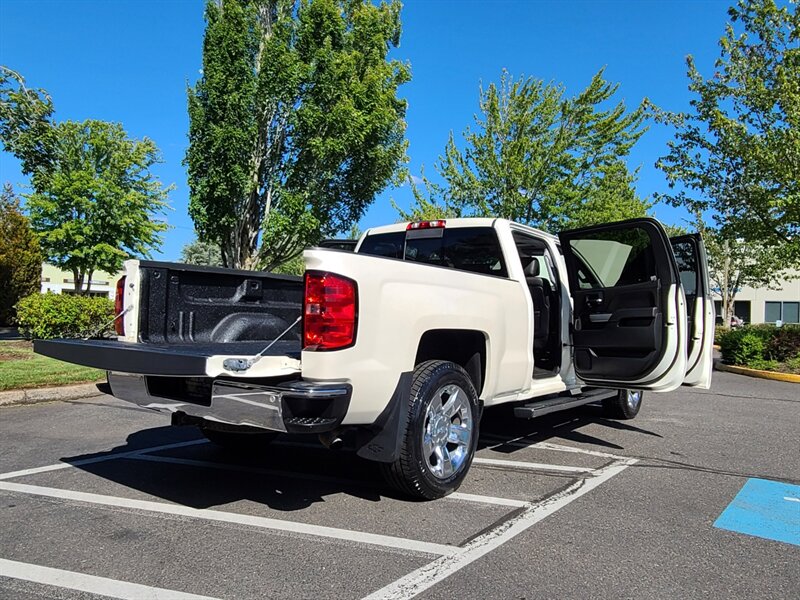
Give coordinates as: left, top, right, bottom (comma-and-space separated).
0, 183, 42, 325
186, 0, 410, 270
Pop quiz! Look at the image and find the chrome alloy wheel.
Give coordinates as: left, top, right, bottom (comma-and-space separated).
626, 390, 642, 411
422, 383, 473, 479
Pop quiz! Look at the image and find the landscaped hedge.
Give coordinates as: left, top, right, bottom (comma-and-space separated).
15, 293, 115, 339
718, 324, 800, 372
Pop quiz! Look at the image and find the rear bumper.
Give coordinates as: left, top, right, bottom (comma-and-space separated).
108, 372, 351, 434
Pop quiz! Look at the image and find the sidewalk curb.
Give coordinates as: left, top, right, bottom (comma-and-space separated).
0, 382, 105, 407
715, 362, 800, 384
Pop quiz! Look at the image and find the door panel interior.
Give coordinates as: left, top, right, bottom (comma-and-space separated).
559, 218, 683, 387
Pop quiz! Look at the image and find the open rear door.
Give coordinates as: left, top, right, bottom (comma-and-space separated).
670, 234, 714, 388
558, 218, 687, 392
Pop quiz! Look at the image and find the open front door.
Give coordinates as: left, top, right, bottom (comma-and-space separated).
670, 234, 714, 388
559, 218, 687, 392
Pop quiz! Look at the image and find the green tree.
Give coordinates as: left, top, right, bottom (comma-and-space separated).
656, 0, 799, 262
400, 69, 651, 231
1, 70, 172, 295
186, 0, 410, 271
25, 120, 171, 294
0, 183, 42, 325
180, 238, 223, 267
696, 219, 790, 326
0, 67, 55, 174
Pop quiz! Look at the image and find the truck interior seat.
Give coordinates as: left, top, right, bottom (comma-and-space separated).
524, 259, 550, 352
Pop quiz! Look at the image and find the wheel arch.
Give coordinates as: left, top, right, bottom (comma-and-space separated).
414, 329, 488, 396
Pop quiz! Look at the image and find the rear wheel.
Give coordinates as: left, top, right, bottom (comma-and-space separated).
200, 422, 278, 453
602, 389, 643, 420
381, 360, 480, 500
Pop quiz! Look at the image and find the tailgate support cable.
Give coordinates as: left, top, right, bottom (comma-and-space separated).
223, 315, 302, 373
82, 305, 133, 340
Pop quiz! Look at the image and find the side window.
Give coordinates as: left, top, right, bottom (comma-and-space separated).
358, 232, 404, 258
567, 227, 656, 288
670, 240, 698, 297
512, 231, 558, 287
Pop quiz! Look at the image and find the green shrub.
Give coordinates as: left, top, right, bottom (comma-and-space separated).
719, 327, 767, 366
714, 326, 730, 346
785, 355, 800, 372
766, 325, 800, 362
15, 293, 114, 339
745, 357, 780, 371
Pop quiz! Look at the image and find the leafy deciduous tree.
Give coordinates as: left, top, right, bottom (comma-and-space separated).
400, 69, 652, 231
186, 0, 410, 270
656, 0, 799, 262
25, 121, 171, 294
1, 70, 172, 294
0, 183, 42, 325
180, 238, 223, 267
0, 67, 54, 174
696, 219, 791, 325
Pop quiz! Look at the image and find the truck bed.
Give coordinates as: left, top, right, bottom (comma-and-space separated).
33, 260, 305, 378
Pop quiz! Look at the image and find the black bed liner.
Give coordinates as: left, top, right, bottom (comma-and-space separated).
34, 339, 301, 377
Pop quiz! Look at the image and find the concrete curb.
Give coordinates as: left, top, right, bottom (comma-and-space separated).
0, 382, 105, 407
715, 362, 800, 384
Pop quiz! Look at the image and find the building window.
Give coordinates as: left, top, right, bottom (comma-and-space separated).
713, 300, 751, 325
765, 301, 799, 324
783, 302, 799, 324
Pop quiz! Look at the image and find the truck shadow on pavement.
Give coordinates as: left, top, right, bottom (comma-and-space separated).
60, 403, 662, 512
479, 402, 663, 453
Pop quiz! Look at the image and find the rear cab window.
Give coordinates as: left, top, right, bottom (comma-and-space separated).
358, 227, 508, 278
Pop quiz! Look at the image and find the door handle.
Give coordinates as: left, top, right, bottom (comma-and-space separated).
586, 294, 603, 307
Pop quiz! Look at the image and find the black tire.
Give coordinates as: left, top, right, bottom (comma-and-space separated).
602, 389, 644, 420
381, 360, 480, 500
200, 422, 278, 453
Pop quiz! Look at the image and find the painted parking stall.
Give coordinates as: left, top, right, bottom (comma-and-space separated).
714, 478, 800, 547
0, 428, 635, 599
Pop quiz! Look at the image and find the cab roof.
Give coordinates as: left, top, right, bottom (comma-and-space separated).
362, 217, 558, 242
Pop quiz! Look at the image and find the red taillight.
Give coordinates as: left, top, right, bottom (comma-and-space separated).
407, 220, 446, 230
114, 276, 126, 336
303, 272, 357, 351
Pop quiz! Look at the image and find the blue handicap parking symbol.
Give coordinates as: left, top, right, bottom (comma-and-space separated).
714, 478, 800, 546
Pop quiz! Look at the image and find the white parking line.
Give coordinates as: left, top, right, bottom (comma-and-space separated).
0, 480, 457, 557
362, 458, 637, 600
0, 439, 208, 481
129, 454, 529, 508
480, 434, 625, 460
448, 492, 528, 508
0, 557, 219, 600
471, 457, 593, 473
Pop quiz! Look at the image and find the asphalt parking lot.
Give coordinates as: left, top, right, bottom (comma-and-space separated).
0, 370, 798, 599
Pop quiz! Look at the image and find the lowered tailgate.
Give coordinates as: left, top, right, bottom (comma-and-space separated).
34, 338, 302, 378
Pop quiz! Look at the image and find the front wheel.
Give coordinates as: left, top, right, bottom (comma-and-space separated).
602, 389, 643, 420
381, 360, 480, 500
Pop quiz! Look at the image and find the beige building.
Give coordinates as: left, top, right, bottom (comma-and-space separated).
713, 270, 800, 325
40, 263, 123, 299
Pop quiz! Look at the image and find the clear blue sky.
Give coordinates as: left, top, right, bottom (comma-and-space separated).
0, 0, 733, 261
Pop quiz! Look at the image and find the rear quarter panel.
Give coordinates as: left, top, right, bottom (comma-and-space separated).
302, 249, 531, 424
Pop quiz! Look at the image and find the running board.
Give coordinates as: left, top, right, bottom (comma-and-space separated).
513, 388, 618, 419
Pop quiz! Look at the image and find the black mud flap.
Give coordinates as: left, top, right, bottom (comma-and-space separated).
356, 372, 412, 464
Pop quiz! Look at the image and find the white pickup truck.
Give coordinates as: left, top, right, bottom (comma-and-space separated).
36, 217, 713, 499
